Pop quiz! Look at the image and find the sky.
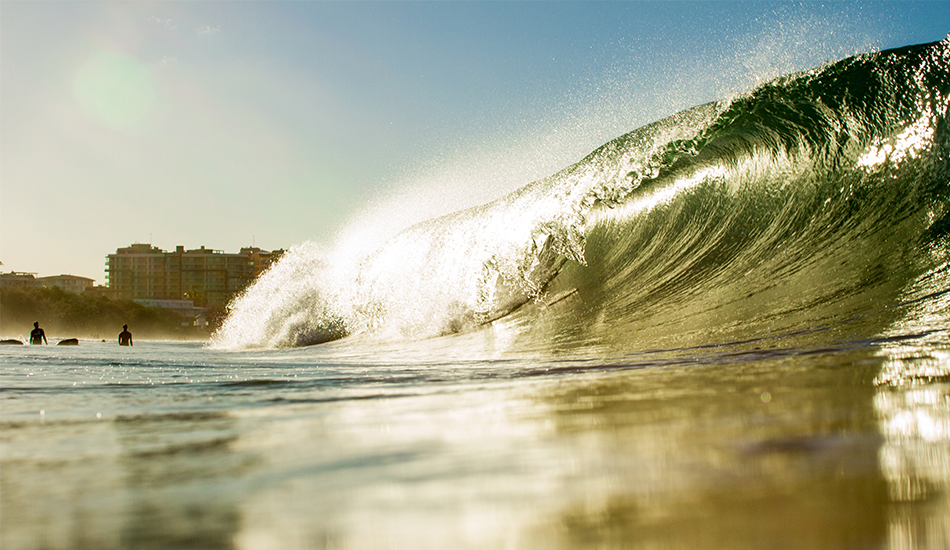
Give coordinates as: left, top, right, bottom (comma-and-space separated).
2, 1, 948, 284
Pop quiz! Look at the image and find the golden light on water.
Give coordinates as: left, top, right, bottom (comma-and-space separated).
856, 103, 940, 169
73, 51, 156, 130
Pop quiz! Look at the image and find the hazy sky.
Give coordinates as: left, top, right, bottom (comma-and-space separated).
2, 1, 948, 284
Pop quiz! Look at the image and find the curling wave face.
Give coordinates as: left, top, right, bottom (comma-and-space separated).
213, 38, 950, 351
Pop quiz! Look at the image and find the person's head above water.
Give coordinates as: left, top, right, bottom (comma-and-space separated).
123, 324, 128, 330
34, 321, 39, 328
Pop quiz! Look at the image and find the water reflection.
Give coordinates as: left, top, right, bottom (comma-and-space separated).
114, 411, 248, 549
876, 345, 950, 550
4, 336, 947, 549
0, 407, 251, 550
874, 254, 950, 549
219, 346, 896, 549
527, 350, 890, 549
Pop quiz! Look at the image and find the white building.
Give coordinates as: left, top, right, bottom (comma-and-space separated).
36, 275, 96, 294
1, 272, 95, 294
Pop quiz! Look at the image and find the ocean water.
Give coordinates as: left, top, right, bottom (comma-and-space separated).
3, 39, 950, 549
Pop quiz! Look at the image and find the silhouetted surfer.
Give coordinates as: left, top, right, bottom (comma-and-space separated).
118, 325, 133, 346
30, 322, 48, 345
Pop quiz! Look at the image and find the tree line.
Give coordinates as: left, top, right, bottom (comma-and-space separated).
0, 286, 226, 341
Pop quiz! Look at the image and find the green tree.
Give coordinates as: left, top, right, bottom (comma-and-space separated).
0, 287, 202, 340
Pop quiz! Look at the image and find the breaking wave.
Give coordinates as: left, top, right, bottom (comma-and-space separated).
214, 38, 950, 353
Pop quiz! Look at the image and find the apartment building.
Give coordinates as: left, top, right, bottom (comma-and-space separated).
105, 244, 284, 307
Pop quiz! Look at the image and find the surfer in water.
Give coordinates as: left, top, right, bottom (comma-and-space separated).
30, 322, 48, 345
118, 324, 133, 346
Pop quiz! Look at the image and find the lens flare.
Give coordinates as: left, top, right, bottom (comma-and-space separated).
73, 51, 156, 130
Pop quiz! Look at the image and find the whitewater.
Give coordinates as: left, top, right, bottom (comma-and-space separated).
3, 39, 949, 549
